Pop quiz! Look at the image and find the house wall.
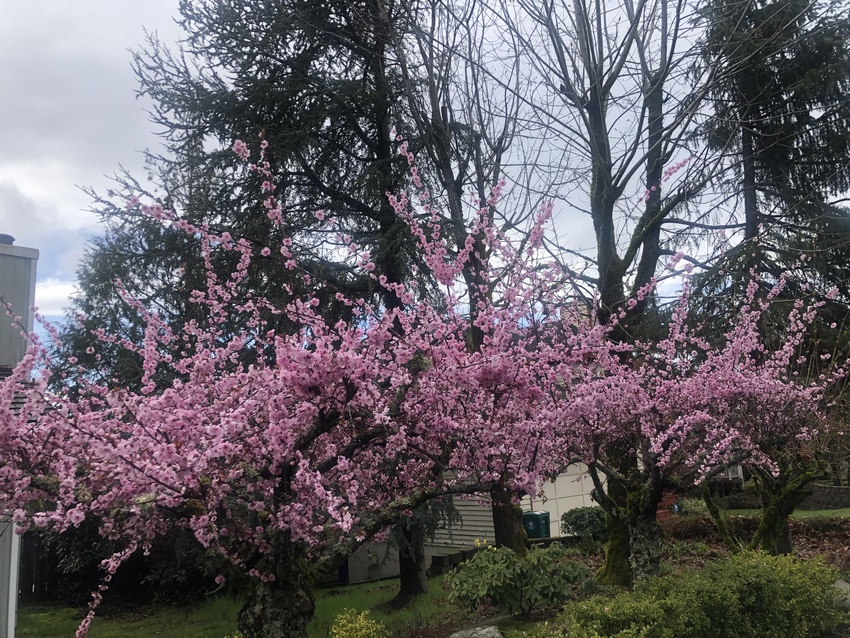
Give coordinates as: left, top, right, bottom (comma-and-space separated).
522, 464, 597, 534
429, 464, 597, 549
0, 516, 21, 638
342, 464, 597, 584
0, 238, 37, 638
0, 242, 38, 369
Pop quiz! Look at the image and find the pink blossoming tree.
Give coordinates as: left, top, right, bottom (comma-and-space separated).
0, 144, 580, 637
550, 270, 844, 584
0, 139, 842, 635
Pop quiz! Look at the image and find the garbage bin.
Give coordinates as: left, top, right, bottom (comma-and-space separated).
522, 511, 551, 538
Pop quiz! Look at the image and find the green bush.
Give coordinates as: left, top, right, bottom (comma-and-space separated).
674, 497, 710, 518
445, 543, 592, 617
563, 552, 844, 638
716, 489, 762, 510
561, 506, 608, 543
329, 609, 389, 638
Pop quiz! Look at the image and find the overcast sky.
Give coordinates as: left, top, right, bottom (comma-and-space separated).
0, 2, 687, 325
0, 1, 183, 317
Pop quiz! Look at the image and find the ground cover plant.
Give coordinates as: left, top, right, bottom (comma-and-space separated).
559, 552, 846, 638
16, 596, 241, 638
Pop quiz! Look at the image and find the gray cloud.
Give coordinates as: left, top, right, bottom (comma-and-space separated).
0, 1, 182, 313
0, 180, 90, 281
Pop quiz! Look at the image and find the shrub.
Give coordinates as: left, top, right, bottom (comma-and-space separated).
445, 543, 592, 617
674, 497, 710, 518
562, 552, 844, 638
329, 609, 389, 638
561, 506, 608, 543
716, 488, 762, 510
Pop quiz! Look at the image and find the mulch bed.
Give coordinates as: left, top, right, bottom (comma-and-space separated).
660, 514, 850, 572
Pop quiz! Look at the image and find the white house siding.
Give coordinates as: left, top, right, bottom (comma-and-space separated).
0, 240, 38, 638
340, 465, 597, 584
430, 464, 597, 547
522, 464, 597, 535
430, 496, 496, 548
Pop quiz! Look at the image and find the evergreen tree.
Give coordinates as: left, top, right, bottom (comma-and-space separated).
700, 0, 850, 265
693, 0, 850, 364
53, 0, 442, 603
56, 0, 424, 385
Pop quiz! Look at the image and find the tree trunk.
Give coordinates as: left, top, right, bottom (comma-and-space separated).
627, 467, 665, 582
237, 539, 315, 638
593, 465, 633, 588
628, 513, 662, 582
490, 486, 528, 557
741, 121, 760, 244
748, 461, 822, 555
702, 484, 738, 552
389, 519, 428, 607
749, 494, 802, 555
596, 509, 632, 588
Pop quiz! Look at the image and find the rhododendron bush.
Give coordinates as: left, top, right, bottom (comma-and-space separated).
0, 140, 842, 637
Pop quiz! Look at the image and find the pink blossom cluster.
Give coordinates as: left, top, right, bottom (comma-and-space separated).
0, 162, 575, 633
552, 272, 842, 487
638, 156, 694, 203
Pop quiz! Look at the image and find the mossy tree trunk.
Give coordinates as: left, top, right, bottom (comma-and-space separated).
702, 483, 738, 552
626, 463, 664, 583
589, 461, 632, 587
237, 537, 315, 638
596, 507, 632, 587
590, 457, 665, 586
748, 459, 823, 555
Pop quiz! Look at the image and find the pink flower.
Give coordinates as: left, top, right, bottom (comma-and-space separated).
232, 139, 250, 160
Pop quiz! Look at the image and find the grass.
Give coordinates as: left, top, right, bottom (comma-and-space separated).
726, 507, 850, 519
309, 576, 474, 638
16, 596, 241, 638
17, 577, 472, 638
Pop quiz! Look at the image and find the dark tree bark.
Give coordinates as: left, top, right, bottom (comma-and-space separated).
490, 486, 528, 557
596, 508, 633, 588
237, 539, 314, 638
390, 517, 429, 606
748, 463, 822, 555
589, 456, 664, 586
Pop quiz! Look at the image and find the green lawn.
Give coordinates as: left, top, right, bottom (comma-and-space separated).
727, 507, 850, 519
310, 577, 474, 637
17, 576, 472, 638
16, 596, 241, 638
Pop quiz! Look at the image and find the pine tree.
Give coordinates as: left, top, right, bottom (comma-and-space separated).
701, 0, 850, 259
